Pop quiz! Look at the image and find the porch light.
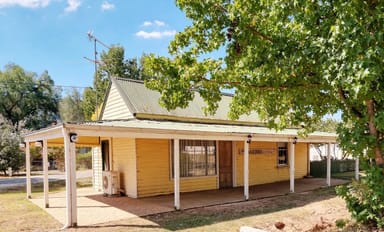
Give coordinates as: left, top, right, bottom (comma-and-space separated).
293, 137, 298, 144
69, 133, 78, 143
35, 140, 43, 147
247, 135, 252, 144
19, 142, 26, 149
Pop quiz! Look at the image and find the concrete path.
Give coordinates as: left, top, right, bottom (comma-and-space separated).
30, 188, 137, 226
29, 178, 349, 227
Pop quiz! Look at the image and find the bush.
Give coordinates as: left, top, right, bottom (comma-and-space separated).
76, 151, 92, 170
0, 125, 24, 175
336, 166, 384, 228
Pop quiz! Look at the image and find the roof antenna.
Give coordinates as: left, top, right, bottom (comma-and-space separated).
84, 31, 110, 121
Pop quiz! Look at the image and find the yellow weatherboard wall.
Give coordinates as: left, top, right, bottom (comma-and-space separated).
112, 138, 137, 198
236, 141, 308, 186
136, 139, 217, 197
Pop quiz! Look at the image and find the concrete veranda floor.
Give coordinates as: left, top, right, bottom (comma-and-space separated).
30, 178, 348, 227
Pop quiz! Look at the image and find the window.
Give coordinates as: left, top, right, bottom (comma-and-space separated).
171, 140, 217, 177
277, 142, 288, 166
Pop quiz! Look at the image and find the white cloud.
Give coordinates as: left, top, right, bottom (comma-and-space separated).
64, 0, 81, 13
142, 20, 165, 27
142, 21, 152, 27
154, 20, 165, 27
101, 1, 114, 11
0, 0, 51, 8
135, 30, 176, 39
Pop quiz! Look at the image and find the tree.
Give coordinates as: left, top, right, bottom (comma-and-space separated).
143, 1, 384, 227
0, 64, 59, 132
59, 88, 84, 122
314, 118, 339, 133
82, 45, 149, 120
0, 123, 23, 175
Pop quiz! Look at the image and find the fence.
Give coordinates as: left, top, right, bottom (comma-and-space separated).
310, 159, 356, 177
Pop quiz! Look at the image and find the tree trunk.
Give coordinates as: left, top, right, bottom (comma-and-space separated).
366, 99, 383, 166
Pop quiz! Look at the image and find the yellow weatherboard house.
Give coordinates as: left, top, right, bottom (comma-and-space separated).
23, 77, 337, 227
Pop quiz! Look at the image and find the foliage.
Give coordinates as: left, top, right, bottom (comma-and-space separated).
337, 166, 384, 228
76, 151, 92, 170
144, 1, 384, 227
313, 118, 339, 133
82, 46, 149, 120
0, 64, 59, 131
59, 88, 84, 122
0, 123, 24, 175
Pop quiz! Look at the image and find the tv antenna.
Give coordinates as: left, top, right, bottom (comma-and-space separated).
84, 31, 110, 121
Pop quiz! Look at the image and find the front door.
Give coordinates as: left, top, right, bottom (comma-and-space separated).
219, 141, 233, 188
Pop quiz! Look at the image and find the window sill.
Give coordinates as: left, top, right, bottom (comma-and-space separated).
277, 164, 289, 168
171, 175, 217, 181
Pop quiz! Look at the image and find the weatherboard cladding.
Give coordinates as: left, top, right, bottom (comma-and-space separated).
105, 77, 261, 124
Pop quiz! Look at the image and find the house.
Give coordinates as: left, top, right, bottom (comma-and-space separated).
23, 77, 338, 228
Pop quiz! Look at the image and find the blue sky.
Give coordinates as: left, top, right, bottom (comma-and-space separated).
0, 0, 189, 88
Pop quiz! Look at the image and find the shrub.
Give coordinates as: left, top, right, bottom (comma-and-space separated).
336, 166, 384, 228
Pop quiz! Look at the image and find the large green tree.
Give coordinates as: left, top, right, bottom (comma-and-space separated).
144, 1, 384, 226
82, 45, 149, 120
59, 88, 84, 122
0, 64, 59, 131
0, 119, 24, 175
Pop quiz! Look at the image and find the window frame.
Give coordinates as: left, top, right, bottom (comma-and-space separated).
170, 139, 217, 178
277, 142, 289, 167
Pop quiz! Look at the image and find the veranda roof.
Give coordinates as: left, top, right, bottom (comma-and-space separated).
24, 119, 336, 143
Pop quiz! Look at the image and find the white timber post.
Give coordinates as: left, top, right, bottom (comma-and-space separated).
63, 129, 77, 228
174, 139, 180, 210
26, 141, 31, 199
307, 144, 311, 176
43, 139, 49, 208
290, 138, 296, 193
244, 138, 250, 200
326, 143, 331, 186
355, 157, 360, 181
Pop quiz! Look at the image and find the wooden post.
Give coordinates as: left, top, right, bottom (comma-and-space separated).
43, 139, 49, 208
63, 129, 77, 228
26, 141, 31, 199
290, 140, 296, 193
244, 140, 249, 200
326, 143, 331, 186
174, 139, 180, 210
355, 157, 359, 180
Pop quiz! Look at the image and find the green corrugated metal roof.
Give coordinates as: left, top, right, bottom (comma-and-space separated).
112, 77, 262, 124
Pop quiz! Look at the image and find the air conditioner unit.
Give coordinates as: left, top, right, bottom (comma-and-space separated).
102, 171, 120, 196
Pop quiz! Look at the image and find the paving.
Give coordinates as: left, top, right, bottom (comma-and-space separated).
29, 177, 348, 227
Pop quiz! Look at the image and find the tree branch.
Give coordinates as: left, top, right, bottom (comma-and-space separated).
246, 25, 273, 42
366, 99, 383, 166
197, 76, 321, 90
337, 87, 363, 118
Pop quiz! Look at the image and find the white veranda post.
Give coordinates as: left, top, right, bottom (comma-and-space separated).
174, 139, 180, 210
244, 139, 249, 200
290, 138, 296, 193
26, 141, 31, 199
63, 130, 77, 228
43, 139, 49, 208
326, 143, 331, 186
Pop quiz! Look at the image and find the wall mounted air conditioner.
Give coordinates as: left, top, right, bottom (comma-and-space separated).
102, 171, 120, 196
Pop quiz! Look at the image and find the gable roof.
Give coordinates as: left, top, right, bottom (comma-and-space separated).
101, 77, 263, 125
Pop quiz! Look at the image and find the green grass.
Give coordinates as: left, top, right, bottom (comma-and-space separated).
0, 177, 92, 231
